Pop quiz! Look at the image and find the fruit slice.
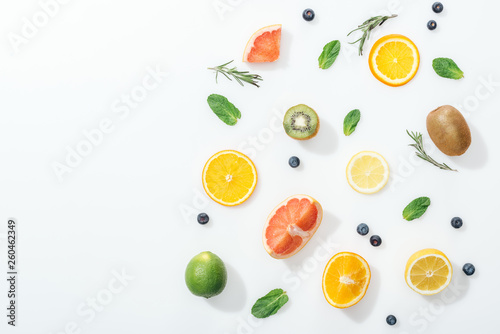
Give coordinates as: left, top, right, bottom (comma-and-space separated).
283, 104, 320, 140
243, 24, 282, 63
263, 195, 323, 259
368, 34, 420, 87
322, 252, 371, 308
202, 150, 257, 206
346, 151, 389, 194
405, 248, 452, 296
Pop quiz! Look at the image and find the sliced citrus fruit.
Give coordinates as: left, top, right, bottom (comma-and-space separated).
202, 150, 257, 206
263, 195, 323, 259
243, 24, 281, 63
322, 252, 371, 308
405, 248, 452, 296
369, 34, 420, 87
346, 151, 389, 194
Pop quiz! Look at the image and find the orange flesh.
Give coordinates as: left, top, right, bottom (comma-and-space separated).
246, 28, 281, 62
265, 198, 318, 256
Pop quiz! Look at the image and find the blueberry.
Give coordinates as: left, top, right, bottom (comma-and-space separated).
357, 223, 369, 236
432, 2, 443, 13
463, 263, 475, 276
451, 217, 463, 229
197, 213, 209, 225
386, 315, 397, 326
289, 156, 300, 168
427, 20, 437, 30
370, 235, 382, 247
302, 8, 315, 21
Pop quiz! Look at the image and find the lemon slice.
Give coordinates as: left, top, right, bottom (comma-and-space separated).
346, 151, 389, 194
405, 249, 453, 296
202, 150, 257, 206
369, 34, 420, 87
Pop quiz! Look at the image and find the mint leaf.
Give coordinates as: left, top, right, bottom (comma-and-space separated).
251, 289, 288, 319
432, 58, 464, 80
318, 40, 341, 69
403, 197, 431, 221
343, 109, 361, 136
207, 94, 241, 125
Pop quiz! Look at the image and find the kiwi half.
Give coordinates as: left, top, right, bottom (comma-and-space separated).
283, 104, 320, 140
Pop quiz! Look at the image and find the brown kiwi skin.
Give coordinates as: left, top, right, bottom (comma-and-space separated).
426, 105, 471, 156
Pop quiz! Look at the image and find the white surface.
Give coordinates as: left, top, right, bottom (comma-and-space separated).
0, 0, 499, 333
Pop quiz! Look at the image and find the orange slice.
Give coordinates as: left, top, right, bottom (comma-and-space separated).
202, 150, 257, 206
263, 195, 323, 259
322, 252, 371, 308
369, 34, 420, 87
243, 24, 281, 63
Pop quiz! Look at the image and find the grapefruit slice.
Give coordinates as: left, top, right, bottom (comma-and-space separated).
263, 195, 323, 259
243, 24, 282, 63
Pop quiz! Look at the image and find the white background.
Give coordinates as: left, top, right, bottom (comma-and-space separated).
1, 0, 499, 333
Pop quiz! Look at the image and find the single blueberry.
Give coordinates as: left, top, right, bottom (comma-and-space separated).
289, 156, 300, 168
197, 213, 209, 225
386, 315, 397, 326
357, 223, 369, 236
432, 2, 444, 13
451, 217, 463, 229
427, 20, 437, 30
463, 263, 475, 276
370, 235, 382, 247
302, 8, 315, 21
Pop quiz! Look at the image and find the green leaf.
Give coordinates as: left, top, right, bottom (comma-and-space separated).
432, 58, 464, 80
318, 40, 341, 69
251, 289, 288, 319
403, 197, 431, 221
343, 109, 361, 136
207, 94, 241, 126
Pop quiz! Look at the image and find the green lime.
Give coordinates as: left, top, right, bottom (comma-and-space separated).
185, 251, 227, 298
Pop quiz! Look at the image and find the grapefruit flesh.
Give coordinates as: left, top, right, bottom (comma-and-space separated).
263, 195, 323, 259
243, 24, 282, 63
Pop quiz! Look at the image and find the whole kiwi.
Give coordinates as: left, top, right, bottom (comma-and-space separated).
426, 105, 471, 156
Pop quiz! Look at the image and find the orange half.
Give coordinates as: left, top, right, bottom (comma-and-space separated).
369, 34, 420, 87
322, 252, 371, 308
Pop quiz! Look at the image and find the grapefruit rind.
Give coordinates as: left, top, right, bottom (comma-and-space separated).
243, 24, 282, 63
262, 195, 323, 259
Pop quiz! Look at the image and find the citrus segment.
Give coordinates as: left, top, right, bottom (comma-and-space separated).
243, 24, 282, 63
369, 34, 420, 87
322, 252, 371, 308
263, 195, 323, 259
202, 150, 257, 206
405, 248, 452, 295
346, 151, 389, 194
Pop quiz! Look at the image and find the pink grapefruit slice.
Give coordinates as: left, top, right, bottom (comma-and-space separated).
263, 195, 323, 259
243, 24, 282, 63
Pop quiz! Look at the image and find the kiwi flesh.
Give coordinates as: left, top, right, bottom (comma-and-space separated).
426, 105, 471, 156
283, 104, 320, 140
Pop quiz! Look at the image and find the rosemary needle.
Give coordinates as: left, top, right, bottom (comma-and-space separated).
407, 130, 458, 172
208, 60, 263, 88
348, 14, 398, 56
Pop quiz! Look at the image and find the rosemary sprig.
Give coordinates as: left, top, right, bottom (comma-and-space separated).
208, 60, 263, 87
347, 14, 397, 56
407, 130, 457, 172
